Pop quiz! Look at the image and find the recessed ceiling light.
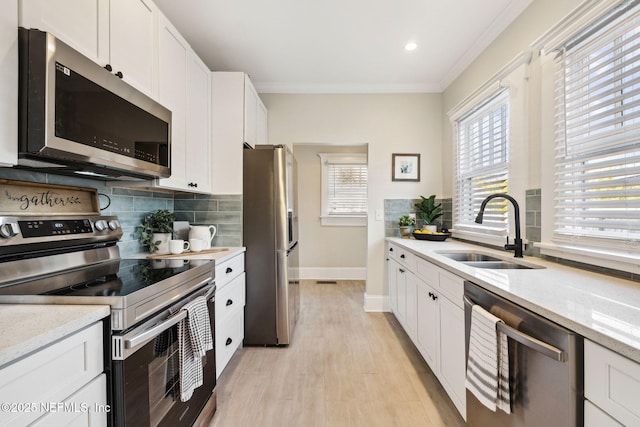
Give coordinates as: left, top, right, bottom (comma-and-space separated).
405, 42, 418, 51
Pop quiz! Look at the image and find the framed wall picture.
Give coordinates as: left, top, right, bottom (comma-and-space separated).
392, 153, 420, 182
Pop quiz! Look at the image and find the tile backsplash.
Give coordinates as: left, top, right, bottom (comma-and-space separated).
384, 198, 452, 237
0, 168, 241, 255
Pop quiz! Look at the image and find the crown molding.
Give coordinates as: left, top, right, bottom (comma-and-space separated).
252, 82, 441, 94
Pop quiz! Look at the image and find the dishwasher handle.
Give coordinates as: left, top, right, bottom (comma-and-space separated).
463, 294, 567, 363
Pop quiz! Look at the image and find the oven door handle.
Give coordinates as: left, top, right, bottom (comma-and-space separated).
125, 311, 187, 349
124, 283, 215, 350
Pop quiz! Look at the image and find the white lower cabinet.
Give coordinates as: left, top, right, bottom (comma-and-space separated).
0, 322, 106, 427
386, 242, 466, 420
215, 253, 246, 378
584, 339, 640, 426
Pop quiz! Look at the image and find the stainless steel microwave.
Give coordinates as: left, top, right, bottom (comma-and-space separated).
18, 28, 171, 180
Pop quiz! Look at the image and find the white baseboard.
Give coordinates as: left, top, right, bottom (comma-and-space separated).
363, 293, 390, 312
299, 267, 366, 280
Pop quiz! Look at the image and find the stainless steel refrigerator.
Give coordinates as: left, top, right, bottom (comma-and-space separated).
243, 145, 299, 345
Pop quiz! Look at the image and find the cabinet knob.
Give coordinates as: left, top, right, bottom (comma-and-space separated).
399, 268, 405, 273
225, 338, 233, 346
389, 248, 393, 252
115, 71, 123, 79
432, 294, 438, 301
104, 64, 113, 72
400, 254, 405, 259
226, 267, 233, 274
226, 299, 233, 306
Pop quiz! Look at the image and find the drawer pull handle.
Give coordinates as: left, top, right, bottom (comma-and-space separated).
225, 338, 233, 346
226, 267, 233, 274
399, 269, 405, 273
400, 254, 405, 259
226, 299, 233, 306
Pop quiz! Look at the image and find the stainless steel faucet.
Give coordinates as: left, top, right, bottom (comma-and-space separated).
474, 193, 523, 258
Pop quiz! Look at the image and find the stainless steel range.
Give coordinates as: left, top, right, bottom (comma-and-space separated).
0, 206, 217, 426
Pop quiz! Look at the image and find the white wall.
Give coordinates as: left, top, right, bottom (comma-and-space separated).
261, 93, 443, 308
293, 144, 367, 279
441, 0, 583, 197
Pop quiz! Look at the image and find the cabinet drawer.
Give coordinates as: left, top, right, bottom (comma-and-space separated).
216, 308, 244, 378
0, 322, 103, 426
216, 254, 245, 289
416, 257, 438, 286
31, 374, 108, 427
585, 401, 623, 427
387, 243, 398, 260
396, 247, 415, 269
438, 270, 464, 308
585, 340, 640, 426
215, 273, 245, 324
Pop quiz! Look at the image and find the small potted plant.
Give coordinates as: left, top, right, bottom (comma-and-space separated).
398, 215, 415, 238
135, 209, 177, 254
415, 195, 442, 232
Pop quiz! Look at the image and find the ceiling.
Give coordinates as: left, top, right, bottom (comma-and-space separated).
153, 0, 533, 94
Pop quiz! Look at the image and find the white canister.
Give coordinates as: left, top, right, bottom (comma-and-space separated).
189, 225, 217, 249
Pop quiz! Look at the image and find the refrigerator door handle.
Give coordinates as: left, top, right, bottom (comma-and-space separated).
287, 241, 299, 254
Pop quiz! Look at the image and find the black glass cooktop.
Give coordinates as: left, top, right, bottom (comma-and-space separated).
44, 258, 212, 297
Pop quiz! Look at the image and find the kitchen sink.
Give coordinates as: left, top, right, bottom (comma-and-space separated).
462, 261, 541, 269
436, 251, 502, 262
436, 251, 545, 270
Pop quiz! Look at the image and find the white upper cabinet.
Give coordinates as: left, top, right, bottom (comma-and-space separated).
108, 0, 157, 96
211, 72, 268, 194
155, 12, 210, 193
19, 0, 157, 97
185, 50, 211, 193
0, 0, 18, 166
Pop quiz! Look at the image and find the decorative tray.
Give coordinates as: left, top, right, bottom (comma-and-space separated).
412, 232, 451, 241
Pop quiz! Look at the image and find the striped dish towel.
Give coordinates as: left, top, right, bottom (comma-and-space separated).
465, 304, 511, 413
178, 296, 213, 402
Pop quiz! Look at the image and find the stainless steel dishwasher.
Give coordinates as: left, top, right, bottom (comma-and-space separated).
463, 281, 583, 427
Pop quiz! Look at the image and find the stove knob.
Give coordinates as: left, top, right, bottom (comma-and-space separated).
108, 220, 121, 230
0, 223, 19, 238
94, 220, 108, 231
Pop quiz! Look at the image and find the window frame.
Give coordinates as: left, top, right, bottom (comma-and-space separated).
537, 0, 640, 273
318, 153, 368, 227
447, 54, 529, 248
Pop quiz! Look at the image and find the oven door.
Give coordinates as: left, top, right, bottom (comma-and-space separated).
110, 284, 216, 427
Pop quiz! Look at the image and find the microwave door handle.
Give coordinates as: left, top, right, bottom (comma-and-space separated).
463, 295, 566, 362
124, 311, 187, 350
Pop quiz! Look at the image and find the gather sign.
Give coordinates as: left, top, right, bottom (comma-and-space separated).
0, 180, 100, 215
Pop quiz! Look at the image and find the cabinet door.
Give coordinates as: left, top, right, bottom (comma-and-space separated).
256, 99, 268, 145
0, 0, 17, 166
416, 279, 438, 371
109, 0, 156, 96
405, 271, 418, 342
387, 258, 398, 314
244, 76, 258, 148
157, 13, 188, 190
19, 0, 109, 65
185, 51, 211, 192
439, 296, 466, 416
396, 265, 408, 325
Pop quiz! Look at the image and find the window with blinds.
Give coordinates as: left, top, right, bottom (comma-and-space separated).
455, 89, 510, 235
553, 1, 640, 244
319, 153, 367, 225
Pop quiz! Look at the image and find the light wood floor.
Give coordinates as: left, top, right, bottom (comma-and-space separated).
210, 280, 466, 427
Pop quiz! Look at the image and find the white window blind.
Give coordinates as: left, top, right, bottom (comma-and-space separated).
455, 89, 510, 235
553, 1, 640, 244
319, 153, 367, 225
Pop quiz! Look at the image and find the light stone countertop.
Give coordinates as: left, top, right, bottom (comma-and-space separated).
387, 237, 640, 363
0, 304, 110, 368
126, 246, 246, 264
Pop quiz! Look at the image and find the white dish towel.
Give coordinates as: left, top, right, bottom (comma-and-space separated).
465, 304, 511, 413
178, 296, 213, 402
